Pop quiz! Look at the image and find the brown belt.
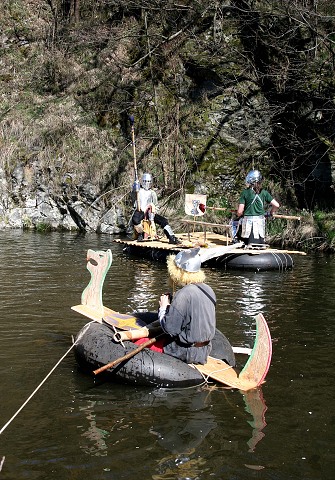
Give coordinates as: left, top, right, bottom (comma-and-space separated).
193, 340, 210, 347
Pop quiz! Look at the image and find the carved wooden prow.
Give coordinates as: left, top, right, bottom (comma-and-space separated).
72, 249, 145, 327
81, 249, 113, 316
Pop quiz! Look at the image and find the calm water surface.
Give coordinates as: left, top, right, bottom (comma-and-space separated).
0, 231, 334, 480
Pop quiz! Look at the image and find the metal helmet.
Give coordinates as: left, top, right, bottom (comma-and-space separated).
141, 173, 152, 190
246, 169, 262, 185
174, 247, 202, 273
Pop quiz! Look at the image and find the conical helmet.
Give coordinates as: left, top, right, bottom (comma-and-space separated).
246, 169, 262, 185
174, 247, 202, 273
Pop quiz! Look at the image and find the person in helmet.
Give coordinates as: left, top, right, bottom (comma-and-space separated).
154, 247, 217, 364
115, 246, 237, 366
131, 172, 181, 244
236, 169, 279, 245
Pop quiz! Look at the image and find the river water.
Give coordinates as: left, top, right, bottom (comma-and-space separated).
0, 230, 334, 480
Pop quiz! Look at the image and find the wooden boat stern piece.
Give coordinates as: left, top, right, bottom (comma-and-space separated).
239, 313, 272, 386
193, 313, 272, 391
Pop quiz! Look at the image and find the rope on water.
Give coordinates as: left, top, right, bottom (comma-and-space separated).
0, 456, 5, 472
0, 321, 93, 436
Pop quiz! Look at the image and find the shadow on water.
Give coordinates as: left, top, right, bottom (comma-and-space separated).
0, 231, 334, 479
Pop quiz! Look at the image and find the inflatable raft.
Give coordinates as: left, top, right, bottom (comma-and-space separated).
119, 240, 296, 272
114, 232, 307, 272
74, 321, 236, 388
72, 249, 273, 390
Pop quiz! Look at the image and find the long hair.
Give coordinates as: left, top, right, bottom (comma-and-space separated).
252, 181, 262, 194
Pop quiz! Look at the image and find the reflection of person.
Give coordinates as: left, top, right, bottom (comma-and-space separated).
118, 247, 217, 365
150, 388, 218, 455
131, 172, 181, 244
236, 169, 279, 245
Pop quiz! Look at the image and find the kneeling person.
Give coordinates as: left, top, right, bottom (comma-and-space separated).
131, 172, 181, 244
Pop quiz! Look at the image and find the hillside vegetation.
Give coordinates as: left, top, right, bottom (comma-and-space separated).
0, 1, 335, 249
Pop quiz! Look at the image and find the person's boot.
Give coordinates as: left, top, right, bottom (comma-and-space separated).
169, 235, 182, 245
134, 224, 144, 242
164, 225, 181, 245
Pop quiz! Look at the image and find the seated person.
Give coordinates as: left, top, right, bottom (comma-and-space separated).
116, 247, 217, 365
131, 172, 181, 244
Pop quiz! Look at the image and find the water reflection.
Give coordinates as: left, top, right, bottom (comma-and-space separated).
236, 277, 267, 317
1, 232, 334, 480
76, 383, 268, 479
79, 401, 108, 456
125, 264, 166, 313
147, 388, 217, 454
243, 388, 267, 452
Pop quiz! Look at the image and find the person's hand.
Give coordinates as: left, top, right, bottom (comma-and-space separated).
265, 211, 273, 219
147, 203, 156, 213
159, 293, 171, 309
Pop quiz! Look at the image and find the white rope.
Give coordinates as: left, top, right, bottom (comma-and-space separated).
191, 362, 233, 383
0, 321, 93, 436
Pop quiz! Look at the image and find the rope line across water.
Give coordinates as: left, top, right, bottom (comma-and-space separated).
0, 321, 93, 436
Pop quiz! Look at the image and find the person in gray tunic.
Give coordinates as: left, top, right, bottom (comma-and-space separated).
115, 244, 242, 364
116, 247, 217, 365
156, 248, 216, 364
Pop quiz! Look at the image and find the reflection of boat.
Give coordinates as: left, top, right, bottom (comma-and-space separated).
77, 385, 268, 469
114, 232, 306, 272
72, 249, 272, 389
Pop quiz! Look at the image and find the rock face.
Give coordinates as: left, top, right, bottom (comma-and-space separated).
0, 163, 127, 233
0, 1, 334, 233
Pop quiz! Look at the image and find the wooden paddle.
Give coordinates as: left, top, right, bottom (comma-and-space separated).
93, 337, 158, 375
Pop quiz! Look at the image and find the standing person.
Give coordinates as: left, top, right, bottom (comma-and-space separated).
131, 172, 181, 244
236, 169, 279, 245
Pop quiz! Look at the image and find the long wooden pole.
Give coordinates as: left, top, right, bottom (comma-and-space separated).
93, 337, 158, 375
203, 206, 231, 212
272, 214, 301, 220
129, 115, 141, 211
93, 336, 255, 377
203, 206, 301, 220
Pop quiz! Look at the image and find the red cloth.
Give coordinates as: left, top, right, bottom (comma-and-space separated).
133, 337, 165, 353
